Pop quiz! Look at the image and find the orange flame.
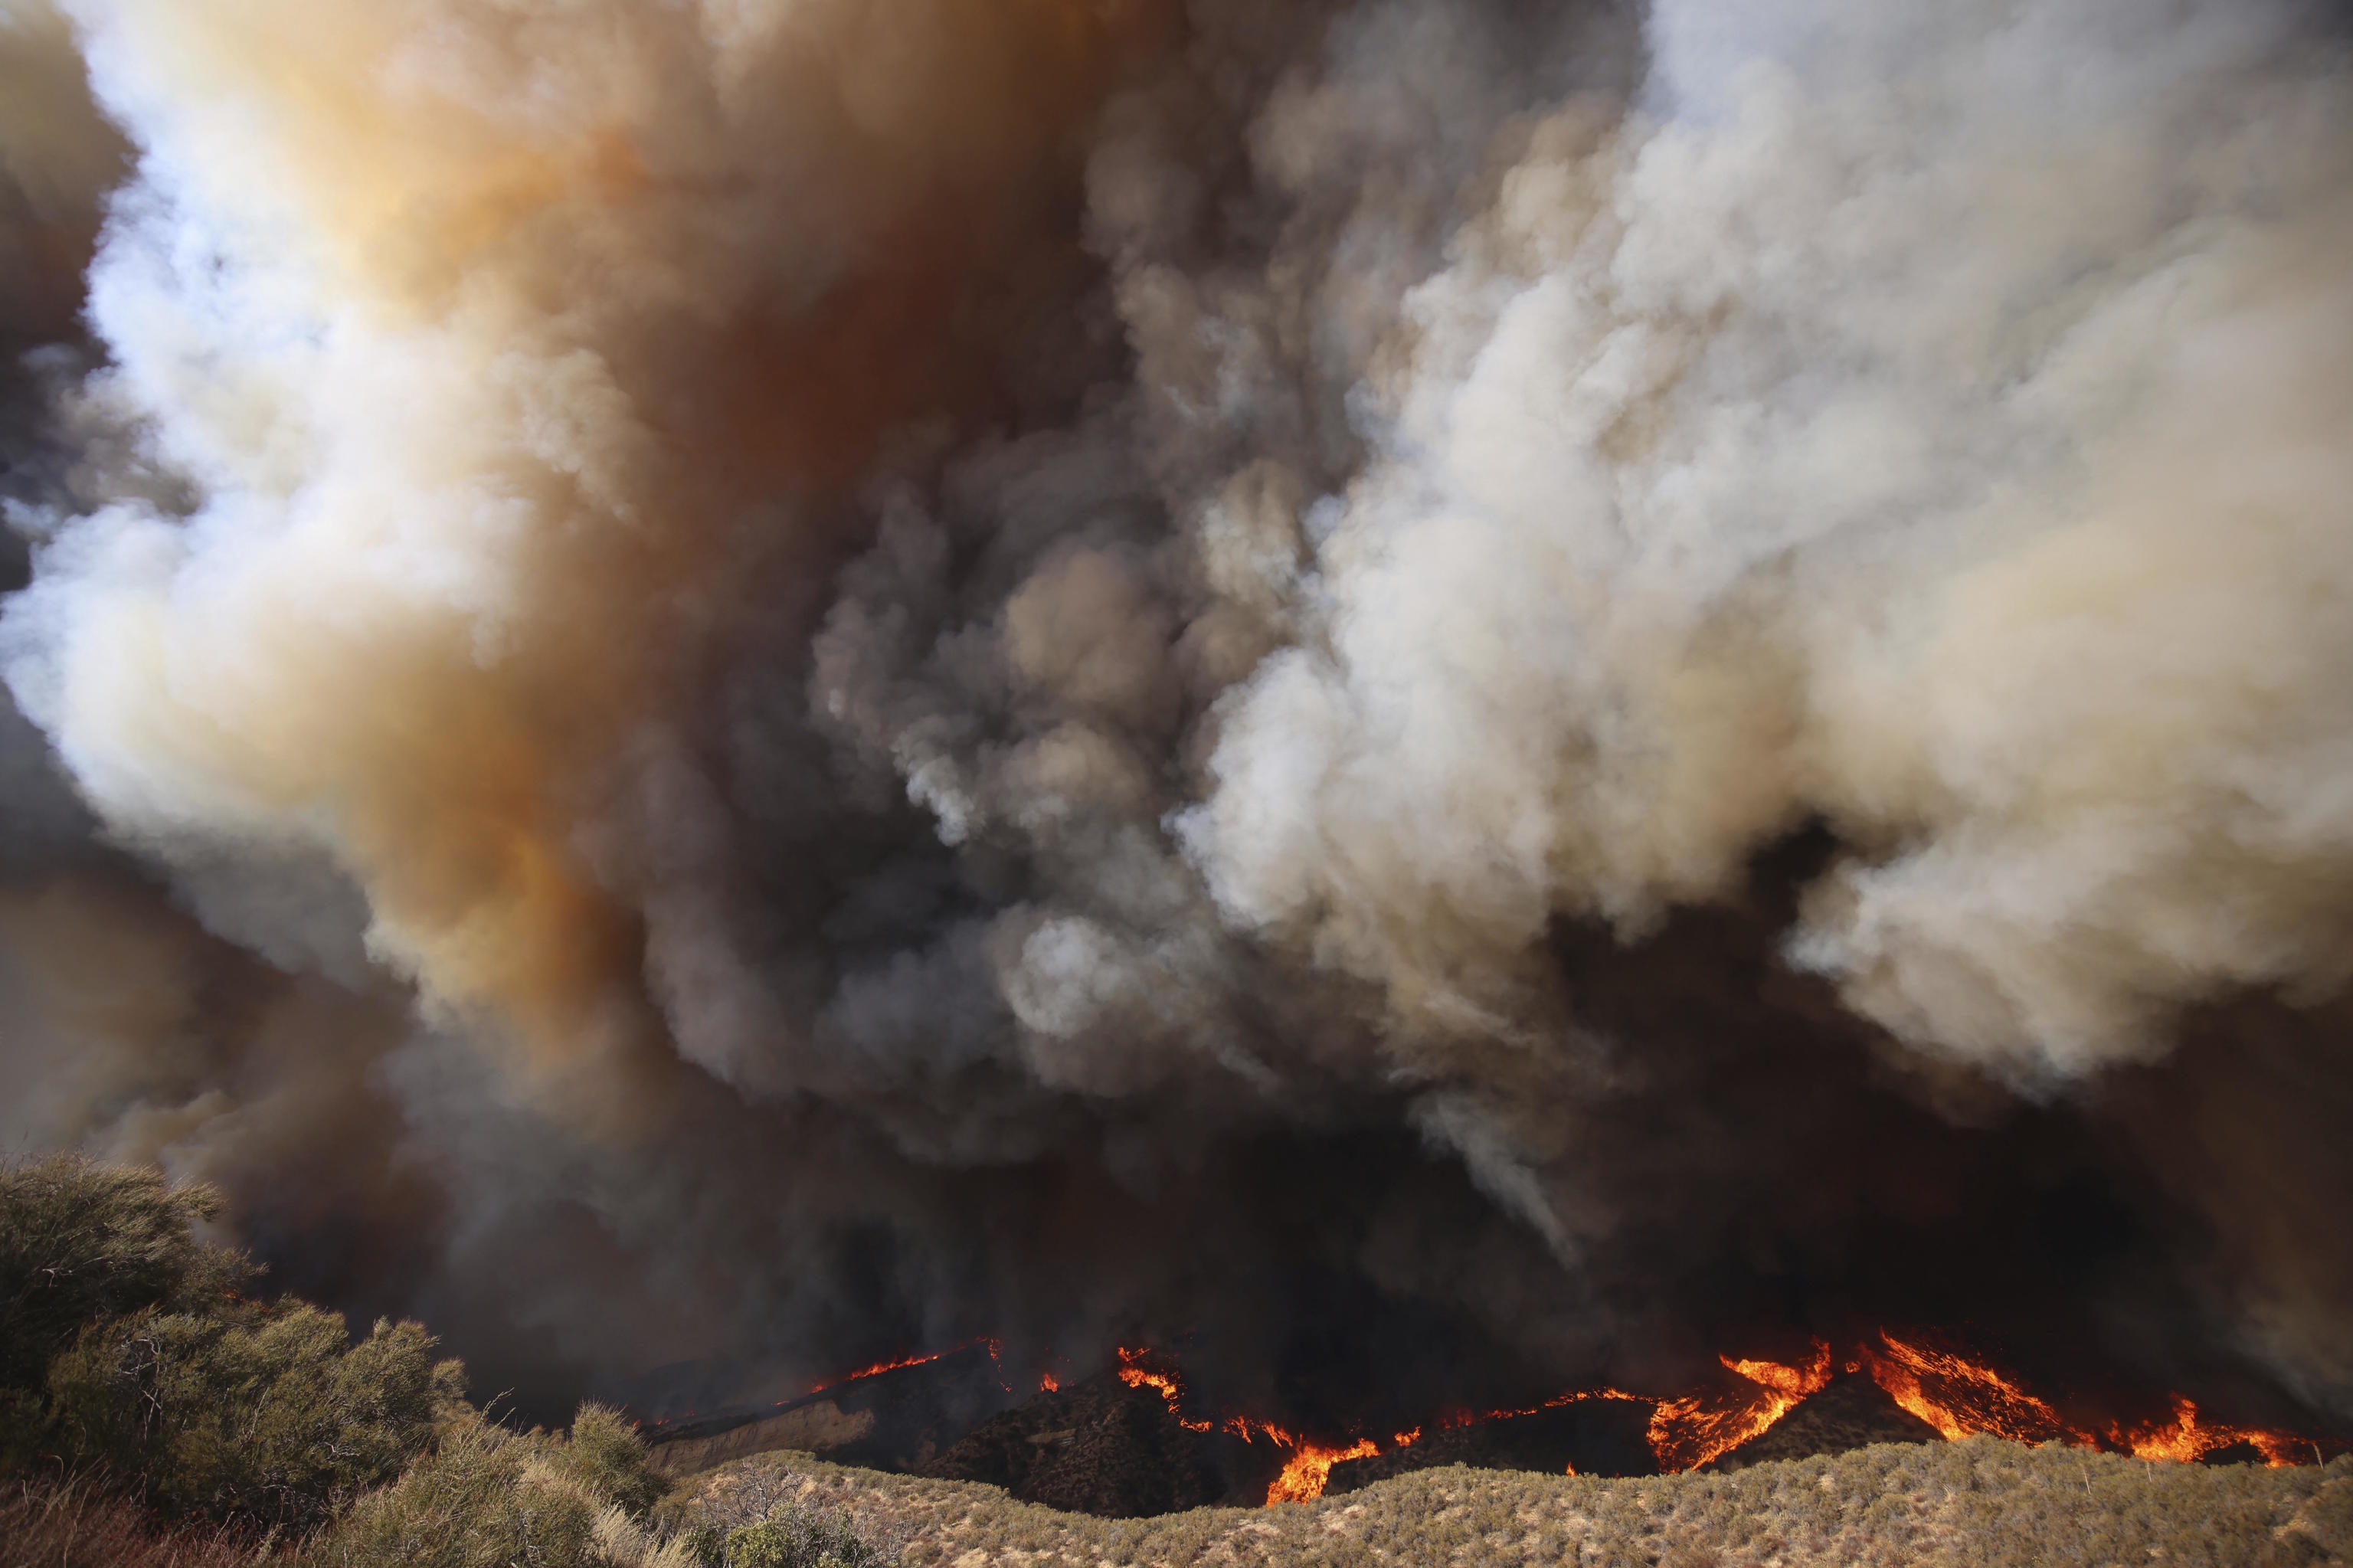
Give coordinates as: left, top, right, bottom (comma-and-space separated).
1451, 1385, 1647, 1429
1860, 1333, 2088, 1446
1857, 1333, 2318, 1467
1116, 1347, 1214, 1432
1114, 1352, 1404, 1502
803, 1347, 949, 1397
1646, 1342, 1834, 1471
1078, 1334, 2325, 1507
800, 1336, 1002, 1401
1039, 1370, 1060, 1393
2111, 1396, 2306, 1468
1267, 1435, 1379, 1504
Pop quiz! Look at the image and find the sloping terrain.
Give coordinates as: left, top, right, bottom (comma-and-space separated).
643, 1345, 1017, 1478
668, 1440, 2353, 1567
915, 1377, 1232, 1516
1703, 1374, 1944, 1471
1327, 1401, 1661, 1494
655, 1361, 1936, 1511
647, 1399, 879, 1479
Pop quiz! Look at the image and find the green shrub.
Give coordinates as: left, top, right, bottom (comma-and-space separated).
561, 1402, 670, 1518
660, 1452, 905, 1567
308, 1416, 602, 1568
0, 1156, 251, 1402
309, 1404, 695, 1568
1, 1154, 462, 1533
714, 1508, 894, 1567
45, 1299, 463, 1528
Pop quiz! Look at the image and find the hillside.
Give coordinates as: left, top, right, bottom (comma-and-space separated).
665, 1439, 2353, 1567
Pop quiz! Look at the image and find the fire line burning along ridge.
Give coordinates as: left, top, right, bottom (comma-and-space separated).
3, 0, 2353, 1555
651, 1331, 2335, 1515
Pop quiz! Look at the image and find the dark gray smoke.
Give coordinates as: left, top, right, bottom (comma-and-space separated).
1, 0, 2349, 1429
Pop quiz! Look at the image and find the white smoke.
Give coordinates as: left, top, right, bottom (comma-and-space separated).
1183, 0, 2353, 1088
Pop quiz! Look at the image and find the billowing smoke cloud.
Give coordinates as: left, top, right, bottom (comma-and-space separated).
1187, 0, 2353, 1087
2, 0, 2349, 1427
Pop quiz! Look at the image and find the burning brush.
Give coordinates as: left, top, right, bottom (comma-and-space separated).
1100, 1334, 2327, 1504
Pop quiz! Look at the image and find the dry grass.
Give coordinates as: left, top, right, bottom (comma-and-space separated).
0, 1475, 288, 1568
303, 1409, 687, 1568
668, 1439, 2353, 1567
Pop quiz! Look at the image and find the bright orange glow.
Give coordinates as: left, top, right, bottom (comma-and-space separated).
1857, 1334, 2315, 1467
803, 1347, 949, 1397
1646, 1342, 1834, 1471
1114, 1354, 1409, 1503
963, 1334, 2327, 1508
1039, 1370, 1059, 1393
1267, 1435, 1378, 1504
2111, 1397, 2305, 1468
1453, 1385, 1647, 1429
1116, 1347, 1213, 1432
800, 1336, 1002, 1401
1860, 1334, 2084, 1446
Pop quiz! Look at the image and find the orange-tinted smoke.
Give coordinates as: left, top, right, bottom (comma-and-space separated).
32, 0, 1181, 1122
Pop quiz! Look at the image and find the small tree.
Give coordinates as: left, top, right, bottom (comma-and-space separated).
559, 1403, 670, 1518
314, 1405, 682, 1568
0, 1156, 250, 1400
308, 1416, 604, 1568
47, 1301, 463, 1528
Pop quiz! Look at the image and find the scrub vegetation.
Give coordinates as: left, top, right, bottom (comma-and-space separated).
0, 1155, 876, 1568
672, 1442, 2352, 1568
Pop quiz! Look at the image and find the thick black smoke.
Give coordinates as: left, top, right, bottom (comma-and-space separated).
1, 0, 2349, 1435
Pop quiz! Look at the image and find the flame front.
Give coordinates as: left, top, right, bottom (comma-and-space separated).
1860, 1333, 2080, 1445
1647, 1343, 1835, 1471
1239, 1347, 1834, 1498
1267, 1435, 1379, 1504
2112, 1397, 2308, 1468
1858, 1334, 2315, 1468
801, 1336, 1002, 1400
1117, 1351, 1399, 1503
793, 1334, 2325, 1507
803, 1347, 951, 1397
1116, 1347, 1213, 1432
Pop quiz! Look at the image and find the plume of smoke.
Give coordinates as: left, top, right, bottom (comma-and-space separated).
1183, 0, 2353, 1091
0, 0, 2350, 1422
5, 0, 1173, 1113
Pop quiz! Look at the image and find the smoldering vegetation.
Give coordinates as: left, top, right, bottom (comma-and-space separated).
0, 0, 2349, 1442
